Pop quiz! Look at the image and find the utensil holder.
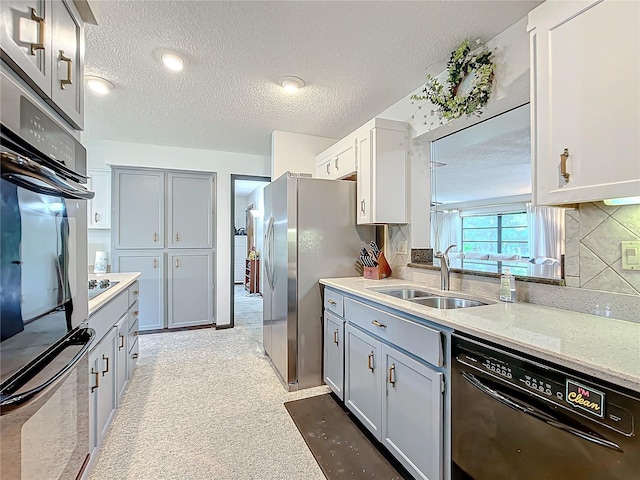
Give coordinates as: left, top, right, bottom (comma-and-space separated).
363, 252, 392, 279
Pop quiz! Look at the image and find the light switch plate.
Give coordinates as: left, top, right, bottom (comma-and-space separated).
621, 241, 640, 270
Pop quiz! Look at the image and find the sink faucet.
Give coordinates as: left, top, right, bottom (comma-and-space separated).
435, 244, 457, 291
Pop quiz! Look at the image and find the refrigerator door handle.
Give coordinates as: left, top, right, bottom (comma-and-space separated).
265, 216, 275, 289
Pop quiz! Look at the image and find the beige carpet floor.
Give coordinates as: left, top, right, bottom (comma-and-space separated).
88, 326, 329, 480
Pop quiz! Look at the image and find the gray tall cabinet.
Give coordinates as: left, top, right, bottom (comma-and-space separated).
111, 168, 215, 331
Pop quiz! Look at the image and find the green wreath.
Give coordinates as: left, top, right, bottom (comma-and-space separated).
412, 39, 495, 121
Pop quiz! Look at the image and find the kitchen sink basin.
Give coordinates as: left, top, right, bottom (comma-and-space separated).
372, 287, 435, 300
408, 296, 488, 309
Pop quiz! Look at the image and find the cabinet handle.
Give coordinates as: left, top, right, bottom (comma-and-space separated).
175, 232, 179, 242
175, 259, 179, 268
134, 331, 139, 336
94, 212, 99, 223
388, 364, 396, 386
153, 232, 158, 242
367, 351, 374, 371
361, 199, 366, 214
29, 8, 45, 55
372, 320, 387, 328
133, 291, 139, 296
335, 156, 339, 170
90, 369, 99, 392
327, 299, 337, 306
59, 50, 73, 89
102, 355, 109, 376
153, 259, 157, 268
560, 148, 570, 183
133, 310, 139, 316
333, 329, 339, 345
132, 353, 139, 359
326, 163, 330, 175
119, 334, 125, 350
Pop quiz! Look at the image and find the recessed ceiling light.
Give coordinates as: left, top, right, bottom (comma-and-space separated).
161, 53, 184, 72
85, 75, 114, 95
279, 76, 305, 93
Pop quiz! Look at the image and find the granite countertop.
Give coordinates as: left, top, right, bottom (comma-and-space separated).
88, 272, 141, 316
320, 277, 640, 393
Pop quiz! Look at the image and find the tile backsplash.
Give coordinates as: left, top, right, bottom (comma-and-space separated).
565, 202, 640, 295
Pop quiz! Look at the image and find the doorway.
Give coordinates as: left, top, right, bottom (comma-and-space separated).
230, 175, 270, 344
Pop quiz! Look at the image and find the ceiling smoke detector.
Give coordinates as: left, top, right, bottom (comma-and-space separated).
279, 76, 305, 93
85, 75, 114, 95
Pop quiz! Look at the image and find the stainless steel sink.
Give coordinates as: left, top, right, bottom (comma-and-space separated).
373, 288, 435, 300
408, 296, 488, 309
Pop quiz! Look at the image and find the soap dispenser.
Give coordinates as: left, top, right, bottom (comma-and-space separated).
499, 268, 516, 303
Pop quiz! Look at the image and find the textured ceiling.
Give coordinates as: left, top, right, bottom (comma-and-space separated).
83, 0, 542, 157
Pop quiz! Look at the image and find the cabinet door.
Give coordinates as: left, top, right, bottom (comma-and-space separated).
323, 312, 344, 400
168, 251, 213, 328
0, 0, 52, 97
87, 169, 111, 229
89, 327, 117, 453
382, 344, 443, 480
113, 252, 164, 331
530, 0, 640, 205
113, 169, 164, 249
344, 324, 383, 440
356, 130, 372, 224
115, 313, 128, 405
334, 138, 357, 179
49, 0, 83, 129
168, 172, 214, 248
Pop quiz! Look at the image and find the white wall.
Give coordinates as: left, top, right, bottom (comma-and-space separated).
378, 16, 530, 249
271, 131, 336, 180
85, 139, 270, 328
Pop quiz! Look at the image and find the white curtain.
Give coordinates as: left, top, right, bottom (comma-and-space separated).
431, 210, 461, 254
527, 203, 565, 261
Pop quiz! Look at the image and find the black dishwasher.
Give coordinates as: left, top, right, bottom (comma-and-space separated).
451, 333, 640, 480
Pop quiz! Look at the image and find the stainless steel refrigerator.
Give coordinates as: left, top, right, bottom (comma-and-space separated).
263, 173, 374, 391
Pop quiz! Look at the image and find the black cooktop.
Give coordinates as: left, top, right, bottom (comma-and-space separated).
88, 279, 119, 301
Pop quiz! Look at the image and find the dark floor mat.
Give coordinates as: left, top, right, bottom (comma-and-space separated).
284, 393, 410, 480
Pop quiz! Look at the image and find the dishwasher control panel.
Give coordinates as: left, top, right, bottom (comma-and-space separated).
455, 338, 635, 436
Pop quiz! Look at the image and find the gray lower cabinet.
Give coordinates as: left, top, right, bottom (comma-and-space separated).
168, 251, 213, 328
115, 313, 129, 404
339, 295, 445, 480
323, 311, 345, 400
383, 344, 443, 480
345, 324, 383, 440
113, 252, 163, 331
89, 327, 116, 459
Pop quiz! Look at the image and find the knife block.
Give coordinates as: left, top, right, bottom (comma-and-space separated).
363, 252, 392, 279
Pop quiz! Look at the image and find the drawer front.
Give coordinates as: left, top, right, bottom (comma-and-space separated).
128, 281, 140, 307
128, 300, 139, 331
128, 313, 139, 348
89, 291, 129, 342
344, 298, 442, 367
324, 288, 344, 317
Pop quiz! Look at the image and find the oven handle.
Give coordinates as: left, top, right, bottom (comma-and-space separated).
1, 151, 94, 200
0, 328, 95, 415
460, 371, 623, 453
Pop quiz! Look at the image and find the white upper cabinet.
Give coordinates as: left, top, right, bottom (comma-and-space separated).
356, 119, 408, 225
167, 172, 214, 249
87, 169, 111, 229
1, 0, 84, 129
529, 0, 640, 205
113, 169, 164, 249
315, 136, 357, 180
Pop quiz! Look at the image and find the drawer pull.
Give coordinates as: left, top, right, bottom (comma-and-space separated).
29, 8, 45, 55
133, 291, 139, 295
367, 351, 374, 371
388, 364, 396, 386
333, 329, 339, 345
119, 334, 125, 350
326, 163, 330, 175
327, 299, 337, 306
132, 353, 139, 359
133, 310, 139, 316
102, 355, 109, 376
134, 331, 139, 336
372, 320, 387, 328
91, 369, 99, 392
94, 212, 99, 223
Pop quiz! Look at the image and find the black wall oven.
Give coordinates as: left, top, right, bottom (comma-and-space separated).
0, 66, 95, 479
